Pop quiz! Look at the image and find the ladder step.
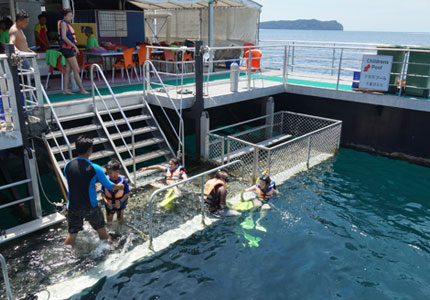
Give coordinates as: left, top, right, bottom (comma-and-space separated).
109, 126, 158, 140
54, 103, 145, 123
58, 149, 115, 168
51, 136, 108, 155
123, 149, 170, 167
48, 114, 151, 139
115, 138, 164, 153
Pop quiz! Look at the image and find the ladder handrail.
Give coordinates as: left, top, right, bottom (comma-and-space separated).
142, 60, 185, 165
41, 86, 73, 162
147, 160, 245, 249
0, 254, 13, 300
90, 64, 136, 186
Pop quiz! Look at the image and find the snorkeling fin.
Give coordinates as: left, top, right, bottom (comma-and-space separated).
158, 188, 179, 208
243, 231, 261, 247
231, 200, 255, 211
255, 224, 267, 232
240, 217, 255, 230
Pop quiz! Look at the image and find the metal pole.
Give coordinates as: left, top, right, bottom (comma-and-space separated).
221, 137, 225, 165
331, 44, 336, 76
9, 0, 15, 23
227, 137, 231, 163
193, 41, 204, 160
306, 136, 312, 169
247, 48, 252, 90
282, 46, 288, 90
201, 176, 205, 226
0, 254, 13, 300
208, 0, 214, 73
336, 48, 344, 90
252, 148, 259, 183
398, 50, 408, 97
291, 42, 295, 73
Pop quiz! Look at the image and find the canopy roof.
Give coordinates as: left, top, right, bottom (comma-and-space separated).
128, 0, 262, 11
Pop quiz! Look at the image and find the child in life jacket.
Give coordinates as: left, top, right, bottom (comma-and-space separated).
101, 159, 130, 223
245, 174, 278, 209
140, 158, 188, 196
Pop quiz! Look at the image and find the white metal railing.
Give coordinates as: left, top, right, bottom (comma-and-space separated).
0, 254, 13, 300
147, 160, 245, 249
90, 64, 137, 186
142, 42, 430, 100
142, 59, 185, 165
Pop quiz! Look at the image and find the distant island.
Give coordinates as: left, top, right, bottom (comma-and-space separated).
260, 19, 343, 31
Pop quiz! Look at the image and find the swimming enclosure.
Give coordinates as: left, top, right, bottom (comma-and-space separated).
206, 111, 342, 182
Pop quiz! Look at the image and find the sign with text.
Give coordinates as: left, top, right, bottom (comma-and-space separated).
359, 55, 393, 91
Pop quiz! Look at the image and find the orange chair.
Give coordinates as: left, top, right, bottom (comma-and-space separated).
77, 51, 103, 82
164, 47, 178, 73
239, 49, 264, 87
112, 48, 139, 84
45, 55, 66, 91
137, 46, 152, 80
182, 51, 194, 73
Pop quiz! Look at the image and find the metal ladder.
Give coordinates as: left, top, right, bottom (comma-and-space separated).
0, 254, 13, 300
43, 64, 175, 189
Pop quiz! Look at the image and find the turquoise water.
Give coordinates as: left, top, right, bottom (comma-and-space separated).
73, 148, 430, 299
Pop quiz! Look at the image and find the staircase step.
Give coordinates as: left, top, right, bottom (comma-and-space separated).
51, 136, 108, 155
123, 149, 171, 167
115, 138, 164, 154
109, 126, 158, 140
55, 103, 145, 123
58, 149, 115, 168
48, 114, 151, 139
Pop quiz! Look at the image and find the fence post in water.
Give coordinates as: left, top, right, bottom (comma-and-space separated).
252, 148, 259, 183
306, 136, 312, 169
336, 48, 344, 90
201, 176, 206, 226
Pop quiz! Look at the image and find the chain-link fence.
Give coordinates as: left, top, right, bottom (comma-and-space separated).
205, 111, 342, 182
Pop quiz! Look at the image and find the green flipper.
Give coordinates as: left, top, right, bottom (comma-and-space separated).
243, 232, 261, 247
158, 189, 179, 207
240, 217, 255, 230
255, 224, 267, 232
231, 201, 255, 211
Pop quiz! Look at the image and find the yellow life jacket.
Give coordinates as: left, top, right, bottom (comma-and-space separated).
204, 178, 226, 199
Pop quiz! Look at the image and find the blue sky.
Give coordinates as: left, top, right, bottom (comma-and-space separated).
256, 0, 429, 32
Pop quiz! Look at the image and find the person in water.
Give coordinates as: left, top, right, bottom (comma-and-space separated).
58, 8, 89, 95
101, 159, 130, 224
245, 174, 278, 209
204, 170, 229, 214
140, 158, 187, 197
64, 135, 124, 246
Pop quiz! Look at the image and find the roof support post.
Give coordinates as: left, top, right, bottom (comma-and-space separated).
208, 0, 214, 72
9, 0, 15, 22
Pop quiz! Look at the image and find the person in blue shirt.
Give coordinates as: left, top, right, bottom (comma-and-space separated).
64, 135, 124, 246
101, 159, 130, 224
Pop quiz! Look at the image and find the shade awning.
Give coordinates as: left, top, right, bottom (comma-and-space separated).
128, 0, 262, 11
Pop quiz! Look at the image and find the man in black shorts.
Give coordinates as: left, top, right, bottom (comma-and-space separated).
64, 135, 124, 246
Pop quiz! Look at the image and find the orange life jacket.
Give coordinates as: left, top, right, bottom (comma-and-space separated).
104, 177, 125, 203
204, 178, 226, 199
57, 19, 76, 49
165, 165, 184, 182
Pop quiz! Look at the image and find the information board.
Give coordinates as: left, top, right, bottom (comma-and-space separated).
98, 11, 127, 37
358, 55, 393, 91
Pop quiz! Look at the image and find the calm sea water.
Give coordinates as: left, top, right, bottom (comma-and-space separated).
259, 29, 430, 46
73, 148, 430, 300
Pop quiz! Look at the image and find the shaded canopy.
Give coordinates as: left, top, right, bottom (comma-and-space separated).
127, 0, 262, 11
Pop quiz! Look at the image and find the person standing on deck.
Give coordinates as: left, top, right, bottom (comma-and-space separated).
34, 13, 50, 52
64, 135, 124, 246
0, 19, 11, 44
58, 8, 89, 95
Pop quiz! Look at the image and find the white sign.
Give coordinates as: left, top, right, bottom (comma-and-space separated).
358, 55, 393, 91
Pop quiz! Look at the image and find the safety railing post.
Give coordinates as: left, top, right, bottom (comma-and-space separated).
399, 50, 408, 97
221, 137, 225, 165
331, 44, 336, 76
291, 42, 295, 72
227, 138, 231, 163
0, 254, 13, 300
336, 48, 344, 90
282, 45, 288, 90
247, 49, 252, 90
201, 176, 205, 226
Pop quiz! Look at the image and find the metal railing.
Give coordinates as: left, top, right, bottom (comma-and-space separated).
142, 59, 185, 165
90, 64, 137, 186
206, 111, 342, 181
147, 160, 245, 249
0, 254, 13, 300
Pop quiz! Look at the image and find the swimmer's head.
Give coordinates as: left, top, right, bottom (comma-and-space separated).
168, 158, 180, 169
215, 170, 229, 182
258, 175, 271, 188
106, 159, 121, 179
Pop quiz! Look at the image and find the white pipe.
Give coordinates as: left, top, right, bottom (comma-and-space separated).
62, 0, 71, 9
9, 0, 15, 22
